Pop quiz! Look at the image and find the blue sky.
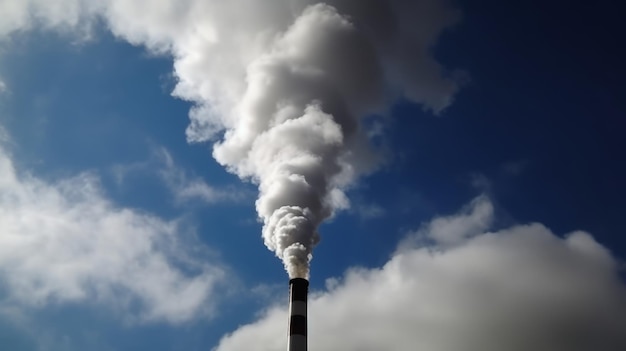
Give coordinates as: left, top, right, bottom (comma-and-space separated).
0, 1, 625, 350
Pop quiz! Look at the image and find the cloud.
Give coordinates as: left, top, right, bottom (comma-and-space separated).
111, 147, 248, 205
0, 143, 228, 324
402, 195, 494, 246
156, 148, 247, 205
0, 79, 6, 94
214, 197, 626, 351
353, 202, 386, 220
502, 159, 529, 176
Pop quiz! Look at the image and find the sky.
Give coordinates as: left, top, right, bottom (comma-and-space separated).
0, 0, 625, 350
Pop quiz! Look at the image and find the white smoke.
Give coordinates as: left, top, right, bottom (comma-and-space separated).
0, 0, 462, 278
207, 1, 461, 278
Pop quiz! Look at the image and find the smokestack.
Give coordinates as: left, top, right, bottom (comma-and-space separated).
288, 278, 308, 351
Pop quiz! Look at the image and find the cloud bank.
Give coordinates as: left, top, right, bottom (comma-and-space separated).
215, 197, 626, 351
0, 143, 227, 324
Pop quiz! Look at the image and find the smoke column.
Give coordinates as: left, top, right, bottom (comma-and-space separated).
209, 1, 461, 279
213, 4, 381, 279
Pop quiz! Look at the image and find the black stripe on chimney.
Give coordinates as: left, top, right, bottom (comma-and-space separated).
289, 315, 307, 336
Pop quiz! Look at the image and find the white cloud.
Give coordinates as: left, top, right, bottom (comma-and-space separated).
402, 195, 494, 247
0, 144, 228, 324
0, 79, 6, 94
214, 197, 626, 351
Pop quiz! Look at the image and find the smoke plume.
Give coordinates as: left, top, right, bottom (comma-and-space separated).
0, 0, 462, 278
209, 1, 461, 278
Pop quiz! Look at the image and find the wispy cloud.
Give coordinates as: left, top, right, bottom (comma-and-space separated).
0, 142, 229, 325
215, 196, 626, 351
111, 146, 249, 206
156, 148, 248, 205
502, 159, 529, 176
353, 202, 386, 220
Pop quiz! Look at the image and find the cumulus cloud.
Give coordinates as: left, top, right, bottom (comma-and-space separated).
0, 143, 228, 324
214, 197, 626, 351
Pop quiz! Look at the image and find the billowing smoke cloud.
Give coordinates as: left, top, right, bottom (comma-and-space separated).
0, 0, 462, 278
197, 1, 461, 278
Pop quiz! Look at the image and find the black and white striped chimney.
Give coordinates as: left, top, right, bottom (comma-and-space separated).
288, 278, 308, 351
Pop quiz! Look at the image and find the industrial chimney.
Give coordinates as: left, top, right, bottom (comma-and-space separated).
288, 278, 308, 351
